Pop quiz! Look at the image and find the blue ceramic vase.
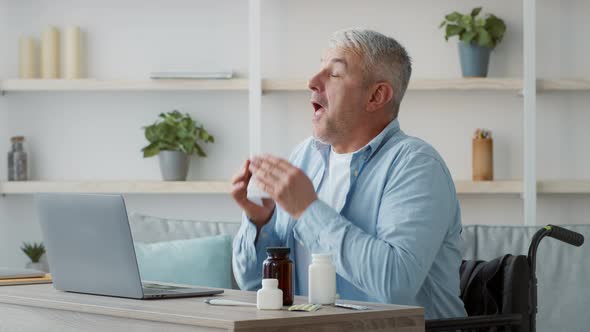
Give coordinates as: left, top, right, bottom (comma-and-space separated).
458, 42, 492, 77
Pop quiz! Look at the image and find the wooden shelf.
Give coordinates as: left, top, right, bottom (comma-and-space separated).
0, 78, 527, 93
455, 180, 523, 194
2, 180, 590, 195
409, 78, 524, 91
0, 180, 523, 195
0, 79, 249, 92
264, 78, 590, 92
0, 181, 232, 194
2, 78, 589, 93
537, 180, 590, 194
456, 180, 590, 194
537, 79, 590, 91
263, 79, 309, 91
0, 179, 590, 195
263, 78, 524, 92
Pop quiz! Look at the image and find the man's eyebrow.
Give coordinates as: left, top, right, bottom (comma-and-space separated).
320, 57, 348, 67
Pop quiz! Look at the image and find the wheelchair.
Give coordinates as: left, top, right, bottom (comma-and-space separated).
426, 224, 585, 332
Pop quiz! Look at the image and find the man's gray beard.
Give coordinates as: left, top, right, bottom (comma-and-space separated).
312, 122, 341, 146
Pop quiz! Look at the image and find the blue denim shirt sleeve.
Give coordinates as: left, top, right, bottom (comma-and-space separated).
293, 152, 455, 304
232, 207, 282, 291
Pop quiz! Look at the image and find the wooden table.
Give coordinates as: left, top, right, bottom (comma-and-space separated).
0, 284, 424, 331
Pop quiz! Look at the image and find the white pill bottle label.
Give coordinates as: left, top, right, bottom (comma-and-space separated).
308, 253, 336, 305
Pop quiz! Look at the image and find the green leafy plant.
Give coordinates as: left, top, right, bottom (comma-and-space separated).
21, 242, 45, 263
440, 7, 506, 48
141, 110, 215, 158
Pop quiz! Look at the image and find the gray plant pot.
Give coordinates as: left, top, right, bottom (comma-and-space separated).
158, 151, 190, 181
458, 41, 492, 77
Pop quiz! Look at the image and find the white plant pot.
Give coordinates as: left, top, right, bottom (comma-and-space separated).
25, 262, 46, 273
25, 254, 50, 273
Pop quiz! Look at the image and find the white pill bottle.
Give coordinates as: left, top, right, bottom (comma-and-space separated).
257, 279, 283, 310
308, 253, 336, 305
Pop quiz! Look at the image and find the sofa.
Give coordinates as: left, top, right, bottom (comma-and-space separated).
129, 213, 241, 289
128, 213, 589, 332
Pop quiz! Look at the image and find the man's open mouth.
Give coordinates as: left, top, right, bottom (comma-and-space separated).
312, 102, 326, 118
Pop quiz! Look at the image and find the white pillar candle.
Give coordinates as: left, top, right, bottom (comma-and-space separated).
19, 37, 38, 78
41, 26, 60, 79
64, 26, 82, 79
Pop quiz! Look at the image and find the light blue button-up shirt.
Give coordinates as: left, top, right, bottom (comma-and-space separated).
232, 119, 467, 319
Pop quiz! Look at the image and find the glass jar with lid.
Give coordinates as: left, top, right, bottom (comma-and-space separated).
8, 136, 28, 181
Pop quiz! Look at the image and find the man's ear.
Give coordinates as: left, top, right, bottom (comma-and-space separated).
366, 82, 394, 113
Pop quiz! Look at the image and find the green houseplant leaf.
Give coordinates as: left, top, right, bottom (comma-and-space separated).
477, 28, 493, 48
21, 242, 45, 263
141, 110, 214, 158
459, 14, 473, 31
445, 11, 462, 22
445, 24, 463, 41
194, 143, 206, 157
470, 7, 482, 17
461, 31, 477, 44
485, 14, 507, 44
440, 7, 506, 49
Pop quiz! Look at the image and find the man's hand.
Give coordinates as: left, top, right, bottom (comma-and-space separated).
249, 154, 317, 219
230, 160, 276, 230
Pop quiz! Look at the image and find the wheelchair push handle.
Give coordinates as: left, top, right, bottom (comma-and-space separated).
545, 224, 584, 247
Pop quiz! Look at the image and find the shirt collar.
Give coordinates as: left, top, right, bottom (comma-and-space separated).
312, 118, 401, 161
362, 118, 401, 159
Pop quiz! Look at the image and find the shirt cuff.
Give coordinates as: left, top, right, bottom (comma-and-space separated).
243, 207, 278, 253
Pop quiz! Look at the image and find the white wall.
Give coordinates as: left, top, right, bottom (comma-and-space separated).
0, 0, 588, 268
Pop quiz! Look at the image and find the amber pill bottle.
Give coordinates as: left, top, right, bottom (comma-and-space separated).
262, 247, 293, 306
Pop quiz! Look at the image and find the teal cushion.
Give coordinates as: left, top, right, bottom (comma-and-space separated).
134, 234, 233, 289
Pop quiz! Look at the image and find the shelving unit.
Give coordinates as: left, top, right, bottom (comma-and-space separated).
1, 0, 588, 228
2, 180, 589, 195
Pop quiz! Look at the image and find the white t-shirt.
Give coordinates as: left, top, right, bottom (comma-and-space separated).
295, 148, 353, 295
317, 149, 353, 212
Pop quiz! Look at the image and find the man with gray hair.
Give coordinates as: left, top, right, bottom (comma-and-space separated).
231, 29, 466, 319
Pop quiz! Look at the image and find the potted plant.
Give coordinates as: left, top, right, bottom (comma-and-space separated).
440, 7, 506, 77
21, 242, 49, 272
141, 110, 214, 181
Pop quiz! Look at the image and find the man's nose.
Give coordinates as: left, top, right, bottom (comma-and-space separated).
307, 72, 324, 92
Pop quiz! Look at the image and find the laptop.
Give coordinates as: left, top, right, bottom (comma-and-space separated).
35, 193, 224, 299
